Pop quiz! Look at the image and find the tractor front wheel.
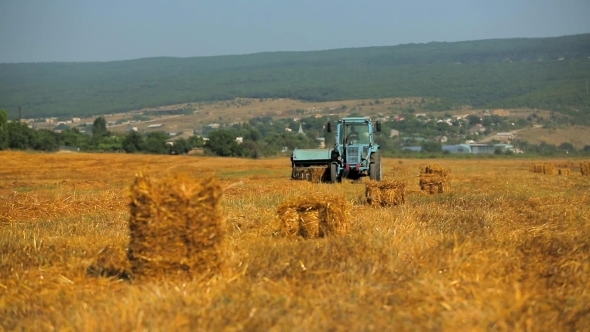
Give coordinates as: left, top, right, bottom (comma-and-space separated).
369, 152, 382, 181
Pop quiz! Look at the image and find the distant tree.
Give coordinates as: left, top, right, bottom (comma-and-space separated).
92, 116, 109, 138
466, 115, 482, 126
538, 141, 557, 155
558, 142, 575, 152
421, 141, 442, 153
240, 140, 261, 159
169, 138, 190, 155
122, 131, 144, 153
7, 121, 34, 150
142, 131, 168, 154
0, 109, 8, 150
60, 128, 85, 147
205, 130, 242, 157
187, 135, 205, 148
31, 129, 59, 151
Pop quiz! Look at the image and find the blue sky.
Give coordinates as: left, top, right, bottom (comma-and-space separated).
1, 0, 589, 63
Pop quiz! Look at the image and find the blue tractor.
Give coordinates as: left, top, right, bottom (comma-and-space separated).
291, 117, 382, 183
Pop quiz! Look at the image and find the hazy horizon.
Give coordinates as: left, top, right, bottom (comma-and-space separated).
1, 0, 590, 64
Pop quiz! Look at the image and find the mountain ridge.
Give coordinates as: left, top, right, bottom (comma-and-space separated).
1, 33, 589, 120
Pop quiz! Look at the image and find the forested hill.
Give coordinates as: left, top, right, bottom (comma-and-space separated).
1, 33, 590, 120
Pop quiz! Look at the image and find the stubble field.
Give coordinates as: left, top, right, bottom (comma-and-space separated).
1, 152, 589, 331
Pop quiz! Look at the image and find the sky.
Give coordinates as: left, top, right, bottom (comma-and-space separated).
1, 0, 589, 63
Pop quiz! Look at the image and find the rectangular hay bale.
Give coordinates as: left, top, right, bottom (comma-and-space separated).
558, 168, 570, 176
277, 195, 350, 239
542, 163, 556, 175
309, 166, 328, 183
581, 162, 590, 176
291, 166, 329, 183
530, 163, 544, 173
420, 164, 449, 177
419, 174, 447, 194
128, 172, 226, 280
366, 180, 406, 207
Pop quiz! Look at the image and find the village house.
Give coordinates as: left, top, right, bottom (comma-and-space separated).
434, 136, 448, 143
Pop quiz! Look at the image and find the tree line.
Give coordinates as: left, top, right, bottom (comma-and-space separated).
0, 111, 204, 154
2, 110, 589, 158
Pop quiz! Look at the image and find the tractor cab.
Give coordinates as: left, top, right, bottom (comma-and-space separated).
327, 117, 382, 181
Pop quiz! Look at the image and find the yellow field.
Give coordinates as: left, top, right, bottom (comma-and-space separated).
1, 152, 589, 331
515, 125, 590, 150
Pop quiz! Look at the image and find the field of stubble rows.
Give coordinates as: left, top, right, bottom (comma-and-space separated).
0, 151, 589, 331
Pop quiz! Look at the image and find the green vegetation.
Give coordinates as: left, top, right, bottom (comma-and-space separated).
1, 34, 590, 122
0, 112, 204, 154
3, 110, 589, 158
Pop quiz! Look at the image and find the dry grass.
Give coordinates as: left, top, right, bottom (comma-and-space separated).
1, 152, 590, 331
515, 125, 590, 149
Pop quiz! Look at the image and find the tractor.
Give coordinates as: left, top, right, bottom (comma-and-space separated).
290, 117, 382, 183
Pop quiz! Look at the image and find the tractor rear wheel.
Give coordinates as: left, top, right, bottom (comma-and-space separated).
330, 163, 338, 183
369, 152, 382, 181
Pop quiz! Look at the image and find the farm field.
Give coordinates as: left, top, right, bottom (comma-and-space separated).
1, 152, 589, 331
515, 125, 590, 150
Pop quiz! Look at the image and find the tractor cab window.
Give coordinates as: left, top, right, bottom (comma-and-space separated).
343, 123, 370, 144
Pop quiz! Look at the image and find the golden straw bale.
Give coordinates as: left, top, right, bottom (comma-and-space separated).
557, 168, 571, 176
418, 164, 449, 194
555, 161, 573, 169
419, 164, 449, 177
419, 174, 447, 194
309, 167, 328, 183
542, 163, 556, 175
127, 172, 226, 280
366, 180, 406, 207
581, 162, 590, 176
530, 163, 544, 173
291, 166, 329, 183
277, 195, 350, 239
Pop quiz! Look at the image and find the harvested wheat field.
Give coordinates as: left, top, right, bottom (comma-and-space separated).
1, 152, 590, 331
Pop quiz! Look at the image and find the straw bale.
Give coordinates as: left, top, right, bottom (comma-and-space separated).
366, 180, 406, 207
557, 168, 570, 176
419, 174, 447, 194
291, 166, 329, 183
542, 163, 556, 175
309, 166, 328, 183
581, 162, 590, 176
555, 161, 574, 168
277, 195, 350, 239
530, 163, 544, 173
420, 164, 449, 177
128, 172, 226, 280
